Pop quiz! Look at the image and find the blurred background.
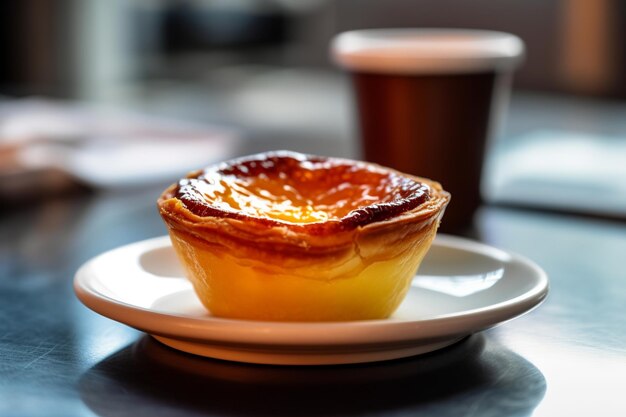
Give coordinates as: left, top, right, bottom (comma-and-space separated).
4, 4, 626, 416
1, 0, 626, 218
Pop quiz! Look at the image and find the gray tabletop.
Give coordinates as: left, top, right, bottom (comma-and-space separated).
2, 91, 626, 416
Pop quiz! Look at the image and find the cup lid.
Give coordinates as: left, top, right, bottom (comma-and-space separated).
331, 29, 525, 75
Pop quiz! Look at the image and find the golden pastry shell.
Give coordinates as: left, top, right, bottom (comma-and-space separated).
158, 152, 450, 273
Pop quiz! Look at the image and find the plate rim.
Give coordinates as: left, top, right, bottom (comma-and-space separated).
74, 234, 549, 346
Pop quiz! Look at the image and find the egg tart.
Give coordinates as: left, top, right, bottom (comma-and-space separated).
158, 151, 450, 321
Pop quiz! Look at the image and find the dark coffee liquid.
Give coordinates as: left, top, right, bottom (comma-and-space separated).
352, 71, 497, 232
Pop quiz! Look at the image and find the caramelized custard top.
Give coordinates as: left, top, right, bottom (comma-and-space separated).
174, 152, 430, 230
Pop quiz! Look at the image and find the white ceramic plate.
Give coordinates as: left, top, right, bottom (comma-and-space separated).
74, 235, 548, 365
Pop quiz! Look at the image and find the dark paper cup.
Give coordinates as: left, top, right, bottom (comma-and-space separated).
332, 29, 524, 232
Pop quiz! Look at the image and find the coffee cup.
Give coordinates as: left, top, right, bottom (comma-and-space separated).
332, 29, 524, 232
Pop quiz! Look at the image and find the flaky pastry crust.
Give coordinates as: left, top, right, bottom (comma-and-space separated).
158, 151, 449, 275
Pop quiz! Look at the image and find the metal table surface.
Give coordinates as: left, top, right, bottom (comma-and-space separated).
2, 185, 626, 417
2, 90, 626, 416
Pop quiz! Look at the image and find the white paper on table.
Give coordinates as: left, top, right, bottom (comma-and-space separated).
483, 130, 626, 216
0, 99, 241, 189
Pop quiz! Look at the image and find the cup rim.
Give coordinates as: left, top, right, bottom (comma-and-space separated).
331, 28, 525, 75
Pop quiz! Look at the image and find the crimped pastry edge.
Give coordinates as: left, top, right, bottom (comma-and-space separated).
158, 159, 449, 267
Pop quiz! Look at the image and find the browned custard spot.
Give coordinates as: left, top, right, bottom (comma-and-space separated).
175, 152, 431, 231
